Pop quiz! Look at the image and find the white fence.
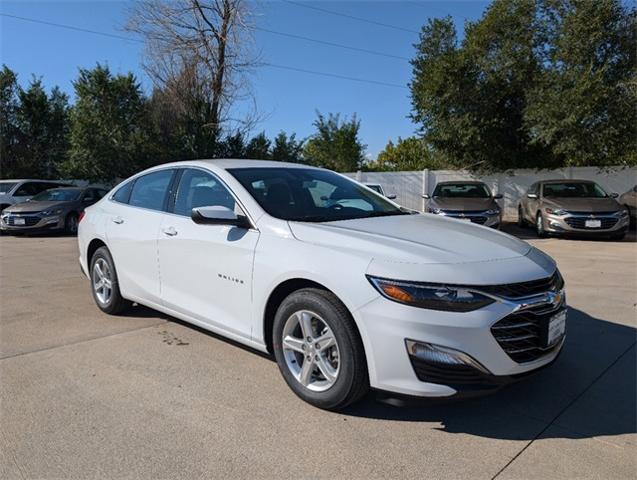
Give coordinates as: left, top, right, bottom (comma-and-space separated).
346, 166, 637, 221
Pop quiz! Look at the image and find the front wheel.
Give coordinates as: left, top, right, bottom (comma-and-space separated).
517, 206, 526, 227
273, 288, 369, 410
65, 212, 79, 235
90, 246, 132, 315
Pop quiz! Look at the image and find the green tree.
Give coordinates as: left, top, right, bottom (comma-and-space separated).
371, 136, 447, 171
64, 64, 153, 181
271, 131, 304, 163
0, 65, 20, 177
524, 0, 636, 166
303, 112, 365, 172
245, 132, 271, 159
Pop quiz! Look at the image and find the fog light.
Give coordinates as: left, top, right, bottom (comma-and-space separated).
405, 340, 490, 374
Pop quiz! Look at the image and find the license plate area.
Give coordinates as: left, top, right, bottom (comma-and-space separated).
546, 309, 567, 346
14, 217, 25, 225
585, 219, 601, 228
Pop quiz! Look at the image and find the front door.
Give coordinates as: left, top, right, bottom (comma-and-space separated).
157, 168, 259, 340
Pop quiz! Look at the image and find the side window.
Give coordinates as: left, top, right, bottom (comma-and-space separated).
173, 169, 237, 217
528, 183, 537, 195
14, 182, 39, 196
112, 181, 134, 204
96, 189, 108, 199
82, 189, 96, 202
129, 169, 174, 211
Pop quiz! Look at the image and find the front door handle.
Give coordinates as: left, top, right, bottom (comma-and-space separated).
162, 226, 178, 237
112, 216, 124, 224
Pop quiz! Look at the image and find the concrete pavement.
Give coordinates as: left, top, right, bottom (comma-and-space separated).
0, 229, 635, 479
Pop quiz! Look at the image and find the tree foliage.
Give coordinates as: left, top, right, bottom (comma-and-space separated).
303, 112, 365, 172
410, 0, 636, 170
370, 136, 448, 171
63, 64, 154, 182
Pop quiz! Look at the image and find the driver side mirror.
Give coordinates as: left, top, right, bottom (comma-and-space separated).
610, 192, 619, 198
191, 205, 251, 228
422, 193, 430, 199
386, 194, 397, 200
527, 193, 538, 199
493, 193, 503, 199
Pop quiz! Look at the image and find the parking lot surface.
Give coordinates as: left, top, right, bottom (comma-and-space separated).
1, 229, 635, 479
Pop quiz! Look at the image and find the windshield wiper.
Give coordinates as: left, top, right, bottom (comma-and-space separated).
364, 210, 410, 218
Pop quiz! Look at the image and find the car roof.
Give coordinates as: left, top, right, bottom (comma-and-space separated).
0, 179, 66, 183
539, 179, 596, 184
155, 159, 322, 171
435, 180, 488, 186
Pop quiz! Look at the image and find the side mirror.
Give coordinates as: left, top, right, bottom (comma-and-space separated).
527, 193, 538, 199
422, 193, 430, 199
610, 192, 619, 198
493, 193, 503, 199
386, 194, 397, 200
191, 205, 251, 228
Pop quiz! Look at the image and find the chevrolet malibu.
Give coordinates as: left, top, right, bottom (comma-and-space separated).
78, 160, 566, 410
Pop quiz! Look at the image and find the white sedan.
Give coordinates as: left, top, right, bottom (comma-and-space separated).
78, 160, 566, 410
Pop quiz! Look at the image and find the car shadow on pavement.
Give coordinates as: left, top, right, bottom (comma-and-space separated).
344, 307, 636, 441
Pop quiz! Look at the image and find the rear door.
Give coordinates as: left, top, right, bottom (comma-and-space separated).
157, 167, 259, 339
105, 168, 177, 305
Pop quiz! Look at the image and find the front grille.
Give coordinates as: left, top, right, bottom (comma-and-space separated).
478, 271, 563, 298
444, 213, 488, 224
564, 217, 618, 230
491, 306, 565, 363
5, 215, 40, 226
564, 210, 617, 215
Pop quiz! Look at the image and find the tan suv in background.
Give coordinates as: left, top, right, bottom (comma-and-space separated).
518, 179, 629, 240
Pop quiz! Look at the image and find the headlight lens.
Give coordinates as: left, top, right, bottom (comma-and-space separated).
367, 276, 495, 312
545, 207, 567, 216
617, 209, 628, 217
428, 207, 442, 214
40, 208, 63, 216
485, 208, 500, 215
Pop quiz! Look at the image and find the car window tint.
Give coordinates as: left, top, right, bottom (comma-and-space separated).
173, 169, 237, 216
112, 181, 133, 204
14, 182, 40, 196
129, 170, 174, 211
83, 190, 96, 201
96, 189, 108, 199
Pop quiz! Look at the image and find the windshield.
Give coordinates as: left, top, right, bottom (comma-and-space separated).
543, 182, 607, 198
228, 167, 407, 222
31, 189, 81, 202
366, 184, 382, 194
433, 183, 491, 198
0, 182, 18, 194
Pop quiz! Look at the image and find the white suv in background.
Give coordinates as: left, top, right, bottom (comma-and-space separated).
78, 160, 566, 410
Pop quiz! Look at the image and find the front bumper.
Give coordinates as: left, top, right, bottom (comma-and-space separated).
354, 287, 566, 398
543, 211, 629, 235
0, 213, 65, 233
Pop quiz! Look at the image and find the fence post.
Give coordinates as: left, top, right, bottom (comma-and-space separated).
422, 169, 429, 212
355, 170, 362, 182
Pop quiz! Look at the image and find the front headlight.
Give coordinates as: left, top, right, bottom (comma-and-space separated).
40, 208, 64, 216
367, 276, 495, 312
485, 208, 500, 215
545, 207, 567, 216
428, 207, 442, 214
617, 209, 628, 217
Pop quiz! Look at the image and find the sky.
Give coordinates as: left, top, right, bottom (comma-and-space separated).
1, 0, 490, 157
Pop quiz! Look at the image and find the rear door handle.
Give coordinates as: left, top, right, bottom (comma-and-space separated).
162, 226, 178, 237
112, 216, 124, 224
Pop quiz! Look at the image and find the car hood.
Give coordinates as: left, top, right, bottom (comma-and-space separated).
430, 197, 497, 211
289, 213, 530, 265
543, 197, 621, 212
4, 201, 72, 213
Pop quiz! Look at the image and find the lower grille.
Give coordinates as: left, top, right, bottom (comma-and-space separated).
446, 214, 487, 224
491, 306, 565, 363
5, 215, 40, 226
564, 217, 618, 230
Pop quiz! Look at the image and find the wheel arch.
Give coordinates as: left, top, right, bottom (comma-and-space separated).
87, 238, 107, 267
262, 278, 363, 356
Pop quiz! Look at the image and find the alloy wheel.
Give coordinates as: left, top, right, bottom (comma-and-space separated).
281, 310, 340, 392
92, 258, 113, 305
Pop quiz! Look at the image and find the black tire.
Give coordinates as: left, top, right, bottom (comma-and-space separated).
535, 212, 547, 238
272, 288, 369, 410
65, 212, 79, 235
89, 246, 132, 315
517, 206, 526, 228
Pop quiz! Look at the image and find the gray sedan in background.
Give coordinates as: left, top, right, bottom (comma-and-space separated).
518, 179, 629, 239
422, 181, 503, 228
0, 187, 108, 235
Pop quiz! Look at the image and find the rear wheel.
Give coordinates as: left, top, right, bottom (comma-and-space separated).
517, 206, 526, 227
90, 246, 131, 315
536, 212, 547, 238
65, 212, 78, 235
272, 288, 369, 410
